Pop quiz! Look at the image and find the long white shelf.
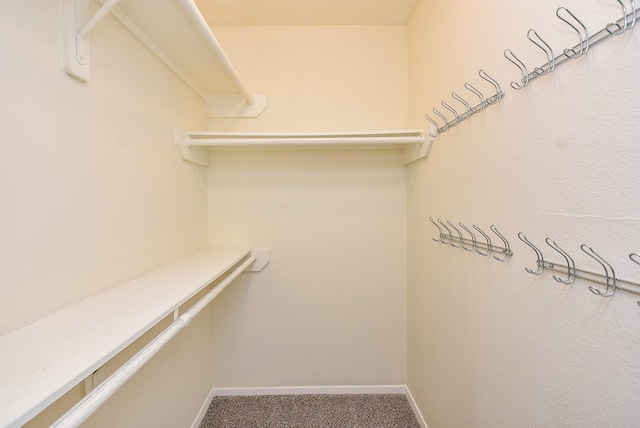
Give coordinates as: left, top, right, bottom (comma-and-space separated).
64, 0, 267, 116
0, 246, 265, 428
176, 129, 431, 166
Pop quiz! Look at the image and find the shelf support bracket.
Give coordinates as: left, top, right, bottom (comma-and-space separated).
64, 0, 121, 82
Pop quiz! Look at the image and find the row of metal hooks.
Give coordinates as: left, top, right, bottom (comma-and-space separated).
429, 218, 513, 262
424, 70, 505, 139
518, 233, 640, 307
505, 1, 639, 89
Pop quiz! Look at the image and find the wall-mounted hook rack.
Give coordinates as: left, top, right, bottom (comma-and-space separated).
518, 233, 640, 307
505, 3, 639, 89
429, 218, 513, 261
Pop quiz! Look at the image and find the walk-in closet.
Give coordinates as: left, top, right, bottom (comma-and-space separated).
1, 0, 639, 427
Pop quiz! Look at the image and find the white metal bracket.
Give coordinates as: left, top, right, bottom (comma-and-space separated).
175, 129, 209, 167
245, 248, 270, 272
63, 0, 122, 82
404, 131, 432, 165
205, 94, 268, 118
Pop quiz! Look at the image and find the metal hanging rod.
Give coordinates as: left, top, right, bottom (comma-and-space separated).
429, 218, 513, 262
506, 1, 638, 90
424, 70, 505, 139
518, 233, 640, 307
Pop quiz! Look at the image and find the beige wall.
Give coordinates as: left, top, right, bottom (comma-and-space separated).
407, 1, 640, 427
2, 1, 211, 426
204, 26, 410, 388
207, 25, 408, 132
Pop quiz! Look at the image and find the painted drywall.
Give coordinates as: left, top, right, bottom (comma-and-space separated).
2, 1, 212, 426
203, 25, 409, 388
206, 25, 408, 132
407, 1, 640, 427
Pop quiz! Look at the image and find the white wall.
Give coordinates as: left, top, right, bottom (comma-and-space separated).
2, 1, 212, 426
407, 1, 640, 427
204, 26, 410, 388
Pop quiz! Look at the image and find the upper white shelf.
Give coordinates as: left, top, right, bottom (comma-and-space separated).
176, 129, 431, 166
64, 0, 266, 115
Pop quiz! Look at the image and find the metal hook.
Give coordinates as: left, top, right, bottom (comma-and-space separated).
490, 225, 511, 262
441, 101, 460, 127
479, 69, 504, 103
606, 0, 629, 34
424, 113, 442, 138
464, 82, 485, 111
518, 233, 545, 275
545, 238, 576, 284
458, 223, 477, 252
452, 92, 472, 120
556, 7, 590, 59
473, 225, 493, 256
581, 244, 616, 297
527, 29, 556, 75
447, 221, 463, 248
429, 217, 444, 243
433, 107, 450, 132
631, 0, 638, 29
504, 49, 529, 90
438, 218, 453, 244
630, 253, 640, 307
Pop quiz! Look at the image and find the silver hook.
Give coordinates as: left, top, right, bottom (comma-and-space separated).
458, 223, 477, 252
631, 0, 638, 29
545, 238, 576, 284
452, 92, 472, 121
424, 113, 442, 138
556, 7, 590, 58
606, 0, 629, 34
630, 253, 640, 307
527, 29, 556, 75
447, 221, 463, 248
433, 107, 450, 132
504, 49, 529, 90
429, 217, 444, 243
581, 244, 616, 298
464, 82, 485, 111
441, 101, 460, 127
479, 69, 504, 103
518, 233, 545, 275
490, 225, 511, 262
473, 225, 493, 256
438, 218, 453, 244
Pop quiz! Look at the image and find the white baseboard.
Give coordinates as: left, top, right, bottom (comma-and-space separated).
192, 384, 428, 428
405, 386, 429, 428
212, 384, 407, 396
190, 387, 217, 428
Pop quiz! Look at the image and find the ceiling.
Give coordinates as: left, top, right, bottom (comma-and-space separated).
194, 0, 421, 26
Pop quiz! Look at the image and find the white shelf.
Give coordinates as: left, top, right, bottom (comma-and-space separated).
64, 0, 266, 116
176, 129, 432, 166
0, 246, 257, 428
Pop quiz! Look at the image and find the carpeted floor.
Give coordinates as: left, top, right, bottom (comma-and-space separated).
199, 394, 422, 428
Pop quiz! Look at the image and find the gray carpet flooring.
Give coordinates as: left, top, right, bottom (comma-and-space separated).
199, 394, 421, 428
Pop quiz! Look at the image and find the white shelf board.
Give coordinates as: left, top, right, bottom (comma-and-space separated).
176, 129, 429, 167
64, 0, 262, 107
0, 246, 252, 428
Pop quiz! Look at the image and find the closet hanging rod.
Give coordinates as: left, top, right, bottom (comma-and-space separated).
182, 130, 425, 147
186, 136, 424, 146
176, 0, 254, 105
